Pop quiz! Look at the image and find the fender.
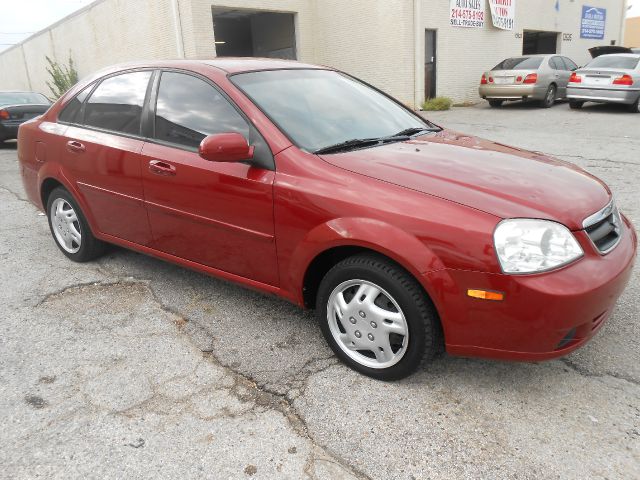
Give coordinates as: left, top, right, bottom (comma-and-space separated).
285, 217, 446, 305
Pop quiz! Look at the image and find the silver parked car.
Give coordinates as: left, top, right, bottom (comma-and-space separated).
567, 54, 640, 113
479, 54, 578, 108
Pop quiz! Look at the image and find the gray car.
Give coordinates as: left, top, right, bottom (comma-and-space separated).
567, 54, 640, 113
479, 54, 578, 108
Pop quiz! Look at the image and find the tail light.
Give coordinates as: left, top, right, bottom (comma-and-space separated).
569, 72, 582, 83
489, 76, 494, 83
613, 74, 633, 86
481, 74, 488, 85
516, 76, 523, 83
0, 109, 9, 120
523, 74, 538, 84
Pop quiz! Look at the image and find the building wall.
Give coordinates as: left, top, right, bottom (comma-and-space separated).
0, 0, 627, 107
625, 17, 640, 47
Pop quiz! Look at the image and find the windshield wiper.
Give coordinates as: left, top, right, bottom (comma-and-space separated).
392, 126, 441, 137
314, 138, 381, 155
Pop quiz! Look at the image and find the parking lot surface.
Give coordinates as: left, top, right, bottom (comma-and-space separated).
1, 101, 638, 479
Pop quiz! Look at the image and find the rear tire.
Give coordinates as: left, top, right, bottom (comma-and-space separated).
488, 100, 503, 108
628, 98, 640, 113
540, 84, 556, 108
569, 101, 584, 110
46, 187, 106, 262
316, 253, 442, 381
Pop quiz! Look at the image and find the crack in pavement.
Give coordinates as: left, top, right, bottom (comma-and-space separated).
560, 357, 640, 388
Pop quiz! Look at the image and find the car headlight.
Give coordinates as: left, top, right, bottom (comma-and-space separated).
494, 219, 583, 274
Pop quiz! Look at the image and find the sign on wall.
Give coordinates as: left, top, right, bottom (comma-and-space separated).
450, 0, 485, 28
580, 6, 606, 39
488, 0, 516, 30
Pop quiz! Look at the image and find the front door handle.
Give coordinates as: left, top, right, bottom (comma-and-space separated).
66, 140, 85, 153
149, 159, 176, 176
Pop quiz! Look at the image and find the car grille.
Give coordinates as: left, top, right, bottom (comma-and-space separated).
583, 201, 622, 254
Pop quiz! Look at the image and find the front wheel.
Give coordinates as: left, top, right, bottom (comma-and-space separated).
316, 254, 442, 380
46, 187, 106, 262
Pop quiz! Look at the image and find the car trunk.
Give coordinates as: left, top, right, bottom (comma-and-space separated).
0, 103, 50, 122
576, 68, 630, 87
488, 69, 537, 85
588, 46, 633, 58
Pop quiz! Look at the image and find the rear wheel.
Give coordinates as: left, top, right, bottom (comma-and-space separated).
628, 98, 640, 113
569, 101, 584, 110
488, 100, 503, 108
46, 187, 106, 262
540, 84, 556, 108
316, 253, 442, 381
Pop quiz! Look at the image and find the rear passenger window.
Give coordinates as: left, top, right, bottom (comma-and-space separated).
154, 71, 249, 149
84, 71, 151, 135
58, 84, 92, 124
549, 57, 562, 70
562, 57, 578, 71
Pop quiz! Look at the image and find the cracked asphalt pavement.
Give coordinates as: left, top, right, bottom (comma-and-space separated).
1, 102, 638, 479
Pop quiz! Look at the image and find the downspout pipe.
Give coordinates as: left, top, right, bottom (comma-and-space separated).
171, 0, 186, 58
414, 0, 422, 110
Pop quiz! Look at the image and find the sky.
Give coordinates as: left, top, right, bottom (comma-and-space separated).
1, 0, 640, 54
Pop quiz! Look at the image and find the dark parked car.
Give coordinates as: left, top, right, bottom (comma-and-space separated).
17, 59, 636, 380
0, 91, 51, 143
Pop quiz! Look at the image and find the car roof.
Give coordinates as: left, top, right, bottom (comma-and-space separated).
91, 58, 326, 76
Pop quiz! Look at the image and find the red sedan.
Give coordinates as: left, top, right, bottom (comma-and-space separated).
18, 59, 636, 380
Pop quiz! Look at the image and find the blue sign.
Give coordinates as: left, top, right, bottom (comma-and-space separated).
580, 6, 606, 40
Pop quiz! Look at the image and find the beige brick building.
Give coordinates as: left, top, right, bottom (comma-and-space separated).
0, 0, 629, 107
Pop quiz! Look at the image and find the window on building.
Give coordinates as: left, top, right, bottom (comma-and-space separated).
154, 72, 249, 149
523, 31, 558, 55
84, 71, 152, 135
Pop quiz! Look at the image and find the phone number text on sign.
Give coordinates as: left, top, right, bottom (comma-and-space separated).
450, 0, 485, 28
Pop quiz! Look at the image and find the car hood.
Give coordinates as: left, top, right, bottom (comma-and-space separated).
318, 130, 610, 230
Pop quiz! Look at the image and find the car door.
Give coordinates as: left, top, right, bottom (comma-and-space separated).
59, 70, 153, 245
550, 56, 571, 98
140, 70, 279, 286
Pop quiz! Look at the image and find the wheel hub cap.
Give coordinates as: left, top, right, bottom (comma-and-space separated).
50, 198, 81, 254
327, 279, 409, 369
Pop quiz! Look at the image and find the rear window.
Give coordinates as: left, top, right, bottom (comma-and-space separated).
84, 71, 152, 136
492, 57, 543, 70
0, 92, 49, 107
585, 56, 640, 70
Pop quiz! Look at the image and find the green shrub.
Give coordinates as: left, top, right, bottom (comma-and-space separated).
422, 97, 453, 111
45, 54, 79, 99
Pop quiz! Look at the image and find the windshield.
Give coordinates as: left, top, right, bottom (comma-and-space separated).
492, 57, 543, 70
585, 55, 639, 69
0, 92, 49, 107
231, 69, 429, 152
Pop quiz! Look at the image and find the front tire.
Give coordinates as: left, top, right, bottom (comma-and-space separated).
46, 187, 106, 262
316, 254, 442, 381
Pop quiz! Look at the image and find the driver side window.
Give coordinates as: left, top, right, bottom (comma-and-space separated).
154, 71, 250, 149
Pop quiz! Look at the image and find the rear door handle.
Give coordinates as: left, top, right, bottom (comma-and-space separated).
66, 140, 85, 153
149, 159, 176, 176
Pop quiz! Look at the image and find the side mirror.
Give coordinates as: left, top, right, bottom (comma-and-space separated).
199, 132, 254, 163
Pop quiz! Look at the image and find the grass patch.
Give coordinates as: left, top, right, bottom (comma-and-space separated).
422, 97, 453, 111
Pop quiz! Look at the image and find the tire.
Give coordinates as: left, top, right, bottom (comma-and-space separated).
46, 186, 106, 262
540, 84, 556, 108
488, 100, 503, 108
569, 101, 584, 110
628, 98, 640, 113
316, 253, 442, 381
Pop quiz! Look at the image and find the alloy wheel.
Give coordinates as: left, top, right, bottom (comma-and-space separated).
327, 279, 409, 369
50, 198, 82, 253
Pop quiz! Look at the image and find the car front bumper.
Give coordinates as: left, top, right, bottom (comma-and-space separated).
567, 86, 640, 105
423, 214, 637, 361
479, 84, 547, 101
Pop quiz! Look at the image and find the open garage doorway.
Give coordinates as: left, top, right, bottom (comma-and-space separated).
212, 8, 296, 60
522, 30, 559, 55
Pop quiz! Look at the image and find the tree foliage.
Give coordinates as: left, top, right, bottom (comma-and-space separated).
45, 55, 79, 99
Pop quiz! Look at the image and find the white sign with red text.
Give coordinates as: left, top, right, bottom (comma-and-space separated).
489, 0, 516, 30
450, 0, 485, 28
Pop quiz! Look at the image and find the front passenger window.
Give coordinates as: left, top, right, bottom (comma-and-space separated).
154, 71, 250, 149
